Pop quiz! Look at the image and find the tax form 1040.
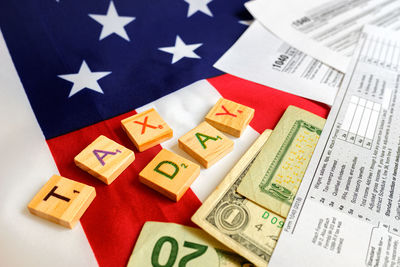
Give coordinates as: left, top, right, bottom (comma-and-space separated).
270, 25, 400, 267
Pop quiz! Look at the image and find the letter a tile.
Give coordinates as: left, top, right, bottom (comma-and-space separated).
121, 108, 173, 152
74, 135, 135, 185
178, 121, 234, 168
205, 98, 255, 137
28, 175, 96, 229
139, 149, 200, 201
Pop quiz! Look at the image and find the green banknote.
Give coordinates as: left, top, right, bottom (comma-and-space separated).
192, 130, 286, 266
237, 106, 325, 218
127, 221, 253, 267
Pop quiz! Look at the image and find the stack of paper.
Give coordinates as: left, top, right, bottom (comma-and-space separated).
209, 0, 400, 266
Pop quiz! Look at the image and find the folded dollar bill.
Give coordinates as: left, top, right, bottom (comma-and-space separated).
192, 130, 286, 266
237, 106, 325, 218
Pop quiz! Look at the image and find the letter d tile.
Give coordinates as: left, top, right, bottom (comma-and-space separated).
139, 149, 200, 201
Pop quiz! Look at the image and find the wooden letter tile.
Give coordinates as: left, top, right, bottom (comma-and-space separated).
205, 98, 255, 137
121, 108, 173, 152
178, 121, 234, 168
74, 135, 135, 185
139, 149, 200, 201
28, 175, 96, 229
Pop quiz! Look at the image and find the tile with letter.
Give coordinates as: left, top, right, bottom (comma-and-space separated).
27, 175, 96, 229
121, 108, 173, 152
139, 149, 200, 201
178, 121, 234, 168
205, 98, 255, 137
74, 135, 135, 185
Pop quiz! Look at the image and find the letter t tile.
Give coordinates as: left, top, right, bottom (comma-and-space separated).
27, 175, 96, 228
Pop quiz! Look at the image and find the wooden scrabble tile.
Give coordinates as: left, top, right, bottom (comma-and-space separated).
178, 121, 234, 168
121, 108, 173, 152
74, 135, 135, 185
139, 149, 200, 201
205, 98, 255, 137
28, 175, 96, 229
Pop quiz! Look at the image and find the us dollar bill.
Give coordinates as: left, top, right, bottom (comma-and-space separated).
127, 221, 254, 267
237, 106, 326, 218
192, 130, 286, 266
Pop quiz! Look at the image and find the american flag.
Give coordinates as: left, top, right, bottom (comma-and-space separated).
0, 0, 329, 266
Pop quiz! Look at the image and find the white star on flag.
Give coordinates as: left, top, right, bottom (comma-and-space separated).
58, 60, 111, 97
184, 0, 213, 17
238, 20, 253, 26
158, 35, 202, 64
89, 1, 135, 41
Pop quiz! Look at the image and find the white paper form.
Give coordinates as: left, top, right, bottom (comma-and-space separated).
269, 25, 400, 267
246, 0, 400, 72
214, 22, 343, 105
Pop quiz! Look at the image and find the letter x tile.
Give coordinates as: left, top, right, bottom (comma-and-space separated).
139, 149, 200, 201
178, 121, 234, 168
121, 108, 173, 152
28, 175, 96, 228
205, 98, 255, 137
74, 135, 135, 185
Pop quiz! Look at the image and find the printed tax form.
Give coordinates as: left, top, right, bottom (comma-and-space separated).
214, 21, 343, 105
269, 26, 400, 267
247, 0, 400, 72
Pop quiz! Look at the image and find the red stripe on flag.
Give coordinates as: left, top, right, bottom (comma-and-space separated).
207, 74, 330, 132
46, 110, 201, 267
45, 74, 330, 266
